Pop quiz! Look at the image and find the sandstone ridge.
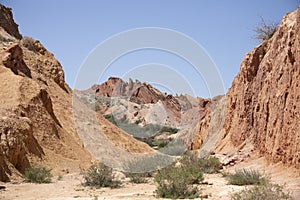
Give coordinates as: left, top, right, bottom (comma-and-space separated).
0, 5, 91, 181
192, 7, 300, 170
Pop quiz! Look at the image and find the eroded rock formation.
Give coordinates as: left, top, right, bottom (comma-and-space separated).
219, 8, 300, 168
192, 8, 300, 169
0, 4, 92, 181
0, 5, 22, 39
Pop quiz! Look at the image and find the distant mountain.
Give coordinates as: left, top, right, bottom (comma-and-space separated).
77, 77, 205, 153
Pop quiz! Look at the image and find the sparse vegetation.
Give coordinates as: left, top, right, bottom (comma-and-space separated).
20, 36, 38, 52
154, 163, 203, 199
152, 138, 171, 149
231, 182, 293, 200
124, 154, 175, 173
153, 152, 214, 199
157, 139, 186, 156
197, 156, 222, 174
104, 114, 179, 149
126, 173, 148, 184
134, 119, 142, 124
160, 126, 179, 134
227, 169, 267, 186
180, 152, 222, 174
104, 113, 117, 125
57, 175, 63, 181
23, 166, 52, 183
104, 114, 179, 137
0, 35, 14, 43
254, 17, 278, 42
81, 163, 121, 188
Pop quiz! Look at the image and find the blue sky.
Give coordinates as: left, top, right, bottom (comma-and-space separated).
2, 0, 299, 97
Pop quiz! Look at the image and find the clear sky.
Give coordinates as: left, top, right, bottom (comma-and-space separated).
2, 0, 299, 97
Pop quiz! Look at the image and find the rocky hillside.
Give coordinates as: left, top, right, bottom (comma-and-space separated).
0, 4, 93, 181
192, 7, 300, 169
78, 77, 204, 155
0, 4, 152, 182
89, 77, 182, 122
220, 7, 300, 168
0, 5, 21, 39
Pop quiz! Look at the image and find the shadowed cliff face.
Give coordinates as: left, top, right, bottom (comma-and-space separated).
192, 8, 300, 169
0, 5, 22, 39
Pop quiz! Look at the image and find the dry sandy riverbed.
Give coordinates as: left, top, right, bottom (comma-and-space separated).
1, 157, 299, 200
0, 172, 247, 200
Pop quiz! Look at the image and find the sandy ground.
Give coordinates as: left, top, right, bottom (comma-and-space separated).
0, 173, 246, 200
0, 173, 154, 200
1, 157, 299, 200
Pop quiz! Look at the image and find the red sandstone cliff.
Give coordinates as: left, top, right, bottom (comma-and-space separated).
192, 8, 300, 169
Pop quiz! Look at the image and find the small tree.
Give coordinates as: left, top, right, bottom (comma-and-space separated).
254, 17, 278, 42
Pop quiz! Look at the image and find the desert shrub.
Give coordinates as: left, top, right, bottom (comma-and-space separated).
158, 139, 186, 156
197, 156, 222, 173
254, 17, 278, 42
21, 36, 38, 52
0, 35, 14, 43
134, 119, 142, 124
184, 162, 205, 184
124, 154, 176, 173
81, 163, 121, 188
94, 102, 101, 111
231, 182, 292, 200
153, 139, 171, 149
180, 152, 222, 174
103, 115, 179, 139
24, 166, 52, 183
227, 169, 267, 186
160, 126, 179, 134
154, 164, 203, 199
179, 151, 199, 164
104, 114, 117, 125
126, 172, 148, 184
57, 175, 63, 181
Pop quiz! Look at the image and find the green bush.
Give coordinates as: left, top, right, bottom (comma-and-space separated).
227, 169, 267, 186
154, 163, 203, 199
104, 114, 117, 125
21, 36, 38, 52
0, 35, 14, 43
231, 182, 292, 200
103, 115, 179, 140
134, 119, 142, 124
23, 166, 52, 183
180, 152, 222, 174
153, 139, 171, 149
123, 154, 175, 173
254, 17, 278, 42
126, 173, 148, 184
197, 157, 222, 173
158, 139, 186, 156
81, 163, 121, 188
159, 126, 179, 134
